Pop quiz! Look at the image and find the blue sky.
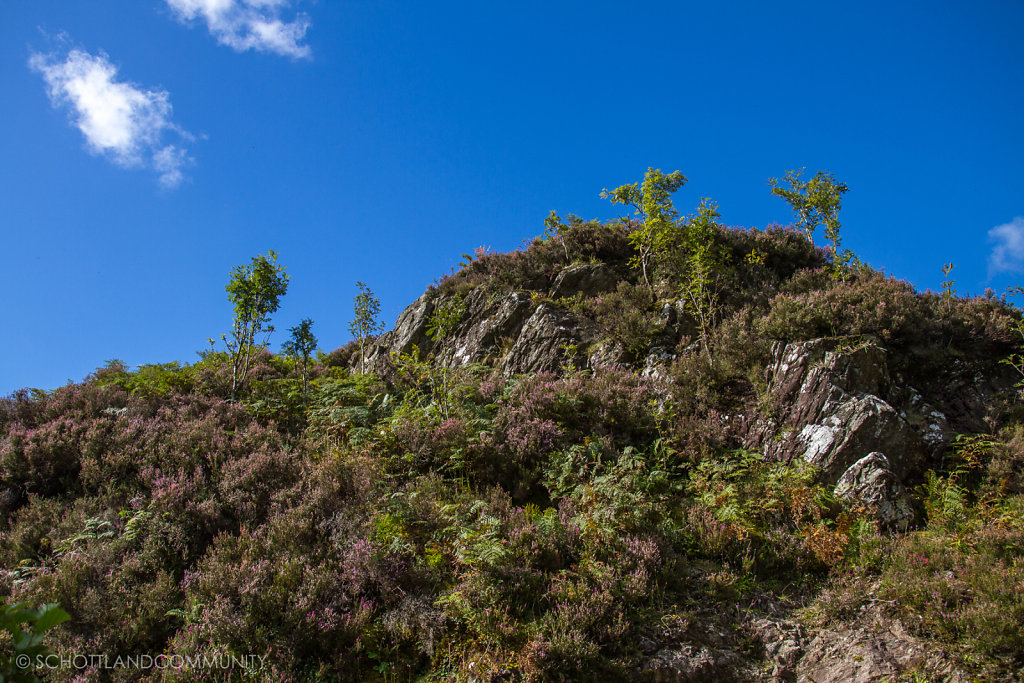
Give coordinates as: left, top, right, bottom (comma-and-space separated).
2, 1, 1022, 394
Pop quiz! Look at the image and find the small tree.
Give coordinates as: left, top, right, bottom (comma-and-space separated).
680, 198, 728, 355
768, 168, 849, 262
350, 281, 384, 374
602, 168, 687, 294
282, 317, 317, 397
544, 210, 571, 261
941, 263, 956, 314
222, 250, 289, 401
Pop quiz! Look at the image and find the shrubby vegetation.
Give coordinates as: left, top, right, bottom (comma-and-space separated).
2, 171, 1023, 680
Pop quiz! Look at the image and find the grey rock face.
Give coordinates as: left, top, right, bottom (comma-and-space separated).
500, 303, 581, 376
445, 291, 533, 367
901, 388, 952, 458
834, 452, 913, 530
786, 393, 923, 482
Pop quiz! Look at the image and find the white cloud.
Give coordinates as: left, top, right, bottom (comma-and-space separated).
166, 0, 311, 58
988, 217, 1024, 277
29, 49, 193, 188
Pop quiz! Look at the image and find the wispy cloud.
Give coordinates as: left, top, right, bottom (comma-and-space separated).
166, 0, 311, 58
988, 217, 1024, 277
29, 49, 194, 188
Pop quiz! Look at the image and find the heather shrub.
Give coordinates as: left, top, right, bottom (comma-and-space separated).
546, 215, 633, 265
381, 412, 483, 483
584, 282, 662, 361
535, 562, 632, 676
816, 508, 1024, 662
215, 441, 299, 528
70, 396, 283, 502
720, 224, 827, 285
0, 389, 48, 433
451, 369, 663, 499
167, 494, 428, 681
6, 504, 185, 676
431, 487, 662, 681
321, 340, 360, 369
0, 418, 84, 498
757, 269, 1017, 352
437, 219, 632, 297
662, 310, 770, 428
0, 495, 64, 571
31, 381, 129, 425
170, 527, 366, 677
556, 369, 661, 446
480, 380, 563, 475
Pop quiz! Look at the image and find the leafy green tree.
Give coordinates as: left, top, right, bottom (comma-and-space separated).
221, 250, 289, 400
282, 317, 318, 397
768, 168, 849, 266
602, 167, 687, 294
350, 281, 384, 374
680, 198, 729, 355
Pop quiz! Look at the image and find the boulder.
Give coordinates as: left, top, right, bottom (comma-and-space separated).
777, 393, 923, 482
834, 452, 913, 530
548, 262, 618, 299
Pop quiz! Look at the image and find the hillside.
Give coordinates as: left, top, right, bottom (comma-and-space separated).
2, 200, 1024, 681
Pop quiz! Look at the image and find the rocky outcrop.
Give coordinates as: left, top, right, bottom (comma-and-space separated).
363, 286, 592, 377
372, 290, 437, 358
744, 338, 944, 492
360, 263, 721, 380
369, 285, 1006, 502
749, 338, 928, 484
748, 615, 805, 682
